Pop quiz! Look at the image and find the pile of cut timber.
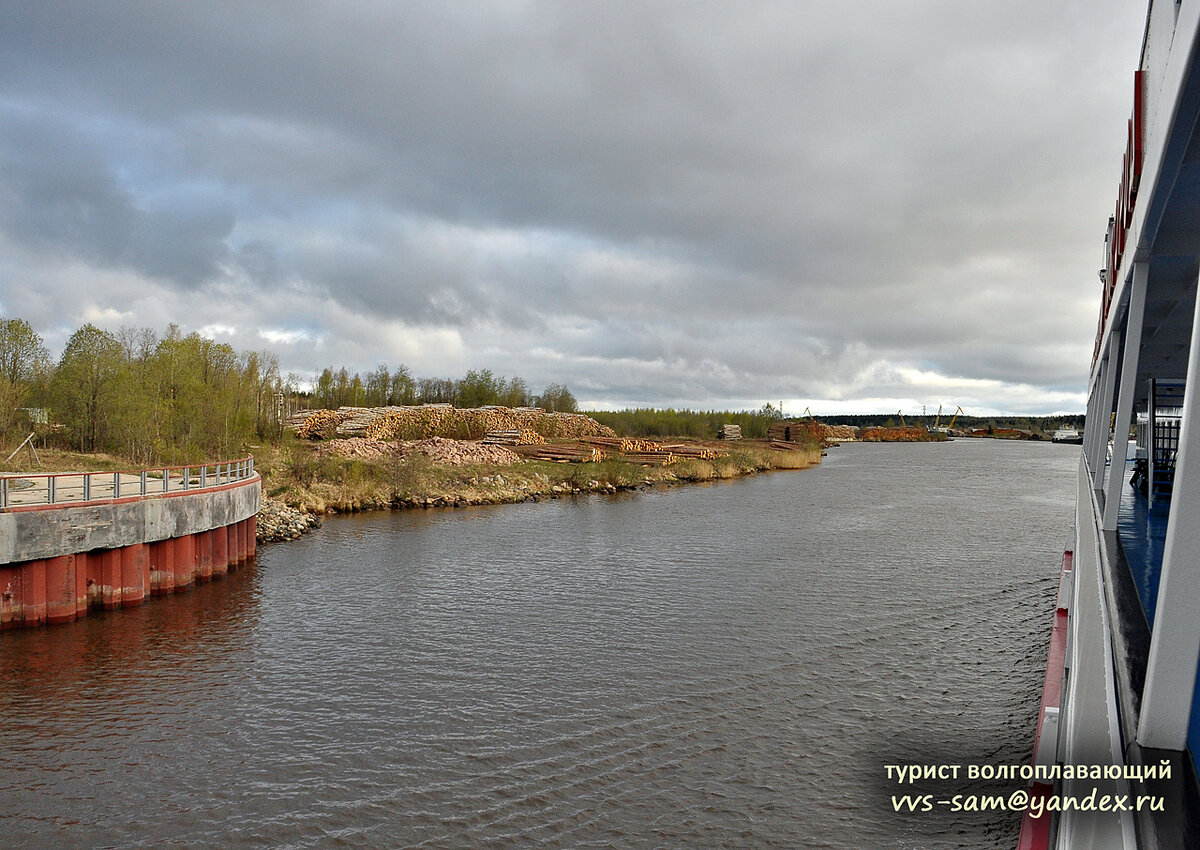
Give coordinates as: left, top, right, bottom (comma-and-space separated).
290, 405, 616, 442
580, 436, 665, 453
856, 426, 935, 443
319, 437, 394, 460
293, 409, 350, 440
511, 438, 724, 466
719, 424, 743, 440
512, 443, 606, 463
768, 419, 854, 445
660, 443, 725, 460
580, 435, 725, 462
399, 437, 521, 466
619, 451, 675, 466
481, 428, 545, 446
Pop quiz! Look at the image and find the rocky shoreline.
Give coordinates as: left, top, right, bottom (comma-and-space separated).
254, 437, 824, 546
254, 477, 642, 545
256, 497, 323, 543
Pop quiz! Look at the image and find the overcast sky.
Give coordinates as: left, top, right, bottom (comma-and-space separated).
0, 1, 1147, 415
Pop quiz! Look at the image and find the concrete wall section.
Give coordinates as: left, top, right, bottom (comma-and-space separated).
0, 477, 259, 629
1, 515, 257, 628
0, 476, 260, 565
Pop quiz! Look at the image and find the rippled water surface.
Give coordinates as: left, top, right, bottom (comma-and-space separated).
0, 440, 1078, 848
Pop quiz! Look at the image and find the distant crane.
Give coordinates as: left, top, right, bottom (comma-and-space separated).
895, 409, 907, 427
932, 405, 964, 433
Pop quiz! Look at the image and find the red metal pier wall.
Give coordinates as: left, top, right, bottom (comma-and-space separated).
0, 516, 257, 630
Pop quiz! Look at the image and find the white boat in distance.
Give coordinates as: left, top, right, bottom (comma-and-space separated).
1051, 427, 1083, 445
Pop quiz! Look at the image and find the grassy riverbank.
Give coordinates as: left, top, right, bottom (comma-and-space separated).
255, 438, 822, 514
0, 437, 823, 519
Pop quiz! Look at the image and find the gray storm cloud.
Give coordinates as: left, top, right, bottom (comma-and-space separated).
0, 0, 1145, 413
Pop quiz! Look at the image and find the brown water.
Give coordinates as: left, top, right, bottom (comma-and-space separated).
0, 439, 1078, 848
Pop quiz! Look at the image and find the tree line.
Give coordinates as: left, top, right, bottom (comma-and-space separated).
0, 318, 577, 464
308, 365, 576, 413
589, 407, 784, 440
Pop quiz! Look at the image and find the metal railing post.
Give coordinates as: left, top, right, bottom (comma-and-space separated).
1, 478, 8, 509
200, 466, 207, 488
113, 472, 120, 499
163, 469, 169, 493
140, 470, 147, 495
47, 476, 55, 504
183, 468, 190, 490
83, 474, 91, 502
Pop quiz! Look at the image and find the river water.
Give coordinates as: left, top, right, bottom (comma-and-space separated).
0, 439, 1078, 848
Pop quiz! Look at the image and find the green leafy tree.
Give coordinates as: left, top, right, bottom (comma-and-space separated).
499, 376, 530, 408
365, 365, 391, 406
109, 326, 160, 464
456, 369, 500, 408
388, 365, 416, 405
0, 318, 50, 436
536, 383, 578, 413
51, 324, 122, 451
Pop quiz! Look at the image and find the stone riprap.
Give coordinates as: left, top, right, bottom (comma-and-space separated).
256, 497, 321, 542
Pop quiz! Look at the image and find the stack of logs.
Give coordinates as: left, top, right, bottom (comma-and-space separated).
659, 443, 724, 460
581, 436, 667, 453
511, 437, 727, 466
719, 424, 743, 440
512, 444, 607, 463
294, 409, 346, 440
767, 419, 855, 445
289, 405, 616, 442
856, 426, 935, 442
481, 429, 546, 446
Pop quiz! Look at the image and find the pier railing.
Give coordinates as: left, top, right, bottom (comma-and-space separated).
0, 456, 256, 510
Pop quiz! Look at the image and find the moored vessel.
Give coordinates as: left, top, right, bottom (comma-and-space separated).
1051, 428, 1084, 445
1020, 3, 1200, 846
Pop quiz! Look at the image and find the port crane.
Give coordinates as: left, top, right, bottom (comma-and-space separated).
932, 405, 964, 433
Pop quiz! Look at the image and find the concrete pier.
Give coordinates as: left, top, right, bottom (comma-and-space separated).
0, 460, 260, 629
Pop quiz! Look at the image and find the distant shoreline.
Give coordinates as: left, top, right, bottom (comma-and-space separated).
252, 436, 824, 542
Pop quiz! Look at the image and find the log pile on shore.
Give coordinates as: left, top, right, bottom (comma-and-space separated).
257, 497, 322, 542
510, 437, 727, 465
319, 436, 521, 466
319, 438, 394, 460
481, 428, 545, 446
856, 426, 936, 442
513, 443, 607, 463
289, 405, 616, 442
398, 437, 521, 466
824, 424, 857, 441
719, 424, 743, 440
767, 420, 857, 445
580, 435, 667, 453
659, 443, 725, 460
